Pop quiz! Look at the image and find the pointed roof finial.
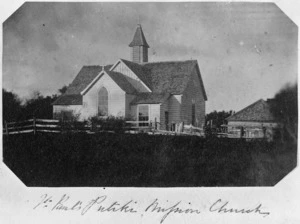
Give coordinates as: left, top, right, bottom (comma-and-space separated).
129, 24, 150, 48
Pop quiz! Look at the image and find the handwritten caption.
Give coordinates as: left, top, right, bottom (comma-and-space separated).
33, 194, 270, 223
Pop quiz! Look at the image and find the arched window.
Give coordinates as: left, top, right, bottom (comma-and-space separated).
98, 87, 108, 116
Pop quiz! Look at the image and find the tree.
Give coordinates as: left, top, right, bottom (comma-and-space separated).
269, 83, 297, 143
205, 110, 234, 129
204, 110, 234, 137
2, 89, 23, 122
58, 85, 68, 95
3, 85, 64, 122
23, 92, 58, 119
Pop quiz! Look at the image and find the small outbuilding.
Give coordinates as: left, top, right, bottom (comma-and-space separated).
226, 99, 279, 140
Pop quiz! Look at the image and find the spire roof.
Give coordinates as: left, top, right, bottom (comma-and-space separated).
129, 24, 150, 48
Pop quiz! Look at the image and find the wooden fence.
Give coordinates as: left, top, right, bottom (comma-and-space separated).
125, 120, 204, 136
3, 118, 205, 137
3, 118, 61, 135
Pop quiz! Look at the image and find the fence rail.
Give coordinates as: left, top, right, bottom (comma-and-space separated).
4, 118, 275, 140
4, 118, 61, 135
3, 118, 205, 137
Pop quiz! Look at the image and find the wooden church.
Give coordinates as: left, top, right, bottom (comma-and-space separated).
53, 24, 207, 130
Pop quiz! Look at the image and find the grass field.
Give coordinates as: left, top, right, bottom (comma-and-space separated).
3, 132, 297, 187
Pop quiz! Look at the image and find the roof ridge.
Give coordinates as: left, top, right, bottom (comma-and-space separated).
82, 65, 101, 67
120, 58, 137, 64
82, 64, 113, 67
120, 58, 197, 65
140, 59, 197, 65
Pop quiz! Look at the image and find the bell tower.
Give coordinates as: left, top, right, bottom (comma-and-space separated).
129, 24, 149, 63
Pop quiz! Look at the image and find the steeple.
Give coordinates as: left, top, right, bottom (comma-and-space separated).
129, 24, 149, 63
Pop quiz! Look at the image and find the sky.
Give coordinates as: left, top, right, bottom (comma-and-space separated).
2, 2, 298, 112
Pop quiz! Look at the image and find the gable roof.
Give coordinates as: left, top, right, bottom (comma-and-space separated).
142, 60, 197, 95
120, 59, 152, 90
55, 58, 208, 106
65, 65, 112, 95
226, 99, 276, 122
106, 71, 137, 94
128, 24, 149, 48
130, 93, 170, 105
118, 59, 207, 99
52, 94, 82, 105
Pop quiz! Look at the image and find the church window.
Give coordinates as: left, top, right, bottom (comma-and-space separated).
138, 105, 149, 127
98, 87, 108, 116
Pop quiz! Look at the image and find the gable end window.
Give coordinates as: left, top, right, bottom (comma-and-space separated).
98, 87, 108, 116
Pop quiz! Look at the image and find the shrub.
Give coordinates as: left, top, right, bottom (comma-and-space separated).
88, 115, 127, 133
204, 126, 218, 139
58, 113, 87, 132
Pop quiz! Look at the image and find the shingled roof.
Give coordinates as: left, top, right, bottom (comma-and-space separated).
52, 94, 82, 105
53, 64, 140, 105
128, 24, 149, 48
120, 59, 152, 90
119, 59, 207, 99
64, 65, 112, 95
106, 71, 137, 94
130, 93, 170, 105
226, 99, 276, 122
142, 60, 198, 95
54, 58, 207, 105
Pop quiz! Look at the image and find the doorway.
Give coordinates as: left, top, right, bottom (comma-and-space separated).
165, 111, 169, 130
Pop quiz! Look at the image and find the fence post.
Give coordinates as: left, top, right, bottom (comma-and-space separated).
33, 117, 36, 135
5, 121, 8, 135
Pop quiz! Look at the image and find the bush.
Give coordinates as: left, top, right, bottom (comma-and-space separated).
58, 113, 87, 132
88, 116, 127, 133
204, 126, 218, 138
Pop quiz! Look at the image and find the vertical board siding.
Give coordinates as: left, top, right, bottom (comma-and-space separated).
159, 101, 168, 130
181, 67, 206, 127
143, 47, 148, 62
227, 121, 279, 140
149, 104, 160, 125
125, 94, 136, 119
131, 46, 148, 63
228, 121, 279, 128
113, 61, 149, 92
81, 73, 126, 120
132, 46, 140, 63
168, 95, 182, 125
130, 105, 137, 121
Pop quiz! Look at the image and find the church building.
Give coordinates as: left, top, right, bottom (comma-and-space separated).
53, 24, 207, 130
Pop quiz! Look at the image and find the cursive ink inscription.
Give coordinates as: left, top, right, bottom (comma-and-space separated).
209, 199, 270, 217
33, 194, 138, 215
81, 195, 137, 215
33, 195, 271, 223
145, 199, 201, 223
